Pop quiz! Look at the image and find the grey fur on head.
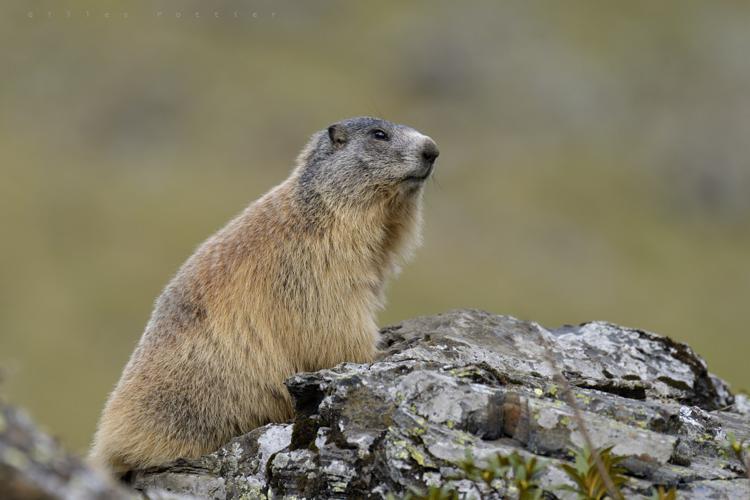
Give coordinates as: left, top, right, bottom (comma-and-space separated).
295, 117, 439, 206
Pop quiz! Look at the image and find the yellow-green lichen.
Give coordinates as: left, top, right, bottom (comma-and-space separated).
574, 393, 592, 405
406, 445, 426, 466
411, 426, 426, 436
330, 481, 348, 493
392, 439, 410, 460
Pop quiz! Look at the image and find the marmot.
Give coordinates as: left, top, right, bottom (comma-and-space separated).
89, 116, 439, 473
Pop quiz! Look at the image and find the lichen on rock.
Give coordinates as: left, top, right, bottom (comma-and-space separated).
130, 309, 749, 499
2, 309, 748, 499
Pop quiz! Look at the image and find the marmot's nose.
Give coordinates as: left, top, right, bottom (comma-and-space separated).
421, 140, 440, 164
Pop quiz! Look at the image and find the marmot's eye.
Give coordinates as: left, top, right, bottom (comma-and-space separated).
371, 129, 389, 141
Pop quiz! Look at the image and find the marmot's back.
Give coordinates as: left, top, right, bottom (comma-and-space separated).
89, 117, 439, 473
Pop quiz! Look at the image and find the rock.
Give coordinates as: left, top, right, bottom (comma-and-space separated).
0, 400, 135, 500
2, 309, 748, 498
128, 309, 749, 499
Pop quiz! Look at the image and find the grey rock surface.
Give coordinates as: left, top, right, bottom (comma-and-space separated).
128, 309, 749, 499
0, 400, 135, 500
1, 309, 747, 498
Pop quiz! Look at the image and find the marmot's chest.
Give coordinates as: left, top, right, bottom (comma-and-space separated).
275, 260, 381, 307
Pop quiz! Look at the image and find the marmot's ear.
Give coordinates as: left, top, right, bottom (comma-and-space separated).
328, 124, 347, 149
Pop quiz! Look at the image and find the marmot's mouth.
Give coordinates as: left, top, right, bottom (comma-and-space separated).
402, 164, 434, 183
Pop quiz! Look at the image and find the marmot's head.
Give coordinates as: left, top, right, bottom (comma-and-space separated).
295, 117, 439, 207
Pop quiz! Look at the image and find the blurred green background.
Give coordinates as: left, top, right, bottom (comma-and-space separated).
1, 0, 749, 454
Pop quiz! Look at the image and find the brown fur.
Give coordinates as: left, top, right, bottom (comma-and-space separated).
89, 117, 437, 472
